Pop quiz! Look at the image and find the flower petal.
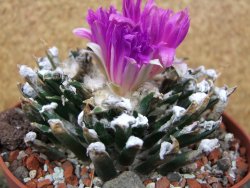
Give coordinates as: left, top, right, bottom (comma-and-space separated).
87, 42, 109, 80
158, 46, 176, 68
162, 9, 190, 48
73, 28, 92, 40
122, 0, 142, 23
131, 59, 163, 91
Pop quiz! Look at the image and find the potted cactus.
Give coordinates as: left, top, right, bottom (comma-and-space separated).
0, 0, 249, 187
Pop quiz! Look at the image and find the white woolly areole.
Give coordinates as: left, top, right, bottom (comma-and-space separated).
39, 67, 63, 77
99, 118, 110, 128
61, 79, 77, 94
77, 111, 85, 127
103, 95, 132, 111
24, 132, 37, 143
125, 136, 143, 149
38, 57, 52, 70
87, 142, 106, 155
84, 74, 105, 92
215, 87, 227, 102
163, 91, 173, 100
199, 120, 220, 131
22, 82, 37, 98
19, 65, 37, 82
197, 80, 211, 93
133, 114, 148, 128
62, 58, 79, 79
172, 106, 186, 118
48, 46, 59, 57
189, 92, 207, 105
48, 119, 63, 126
198, 139, 220, 154
111, 113, 136, 129
88, 129, 98, 139
40, 102, 58, 113
179, 122, 198, 134
172, 60, 188, 77
205, 69, 218, 79
137, 82, 161, 98
159, 141, 173, 160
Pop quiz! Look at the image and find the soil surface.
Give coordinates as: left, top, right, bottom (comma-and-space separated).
0, 108, 32, 150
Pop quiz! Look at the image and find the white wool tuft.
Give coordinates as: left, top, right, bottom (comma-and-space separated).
125, 136, 144, 148
24, 132, 37, 143
48, 46, 59, 57
198, 139, 220, 153
172, 106, 186, 118
61, 95, 68, 106
48, 119, 63, 126
84, 74, 105, 92
111, 113, 136, 129
215, 87, 227, 102
199, 120, 221, 131
22, 82, 37, 98
179, 122, 198, 134
77, 111, 85, 127
197, 80, 211, 93
19, 65, 37, 82
39, 67, 63, 77
99, 118, 110, 128
40, 102, 58, 113
138, 82, 161, 98
88, 129, 98, 139
205, 69, 218, 79
62, 59, 79, 79
103, 95, 132, 111
61, 79, 77, 94
133, 114, 148, 128
172, 60, 188, 77
163, 91, 173, 100
159, 141, 173, 160
87, 142, 106, 155
38, 57, 52, 70
189, 92, 207, 105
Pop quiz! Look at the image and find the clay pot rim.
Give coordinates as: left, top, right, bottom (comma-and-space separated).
222, 113, 250, 188
0, 106, 249, 188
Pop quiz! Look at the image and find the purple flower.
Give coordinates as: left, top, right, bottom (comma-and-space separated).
73, 0, 190, 95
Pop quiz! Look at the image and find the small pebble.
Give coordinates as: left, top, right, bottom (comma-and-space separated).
146, 182, 156, 188
29, 170, 37, 179
4, 162, 10, 167
92, 177, 103, 187
74, 164, 81, 178
167, 172, 182, 182
17, 150, 27, 160
183, 174, 195, 179
217, 158, 231, 171
45, 174, 54, 182
23, 177, 32, 183
14, 166, 29, 180
155, 177, 170, 188
44, 164, 48, 172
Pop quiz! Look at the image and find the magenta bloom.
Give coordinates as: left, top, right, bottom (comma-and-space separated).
74, 0, 190, 95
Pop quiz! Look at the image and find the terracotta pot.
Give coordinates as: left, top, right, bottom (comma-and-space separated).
0, 111, 249, 188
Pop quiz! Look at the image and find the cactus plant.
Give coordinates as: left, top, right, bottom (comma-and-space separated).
19, 47, 235, 181
18, 0, 235, 182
